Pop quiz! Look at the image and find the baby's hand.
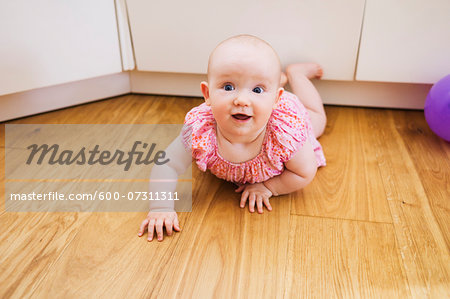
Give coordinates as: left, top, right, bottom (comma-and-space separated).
138, 210, 181, 241
235, 183, 273, 213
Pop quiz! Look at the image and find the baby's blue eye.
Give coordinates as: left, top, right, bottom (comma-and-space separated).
224, 84, 234, 91
253, 87, 263, 94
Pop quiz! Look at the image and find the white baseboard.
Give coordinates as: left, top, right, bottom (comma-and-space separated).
313, 79, 431, 110
0, 70, 432, 122
130, 71, 432, 110
130, 71, 207, 97
0, 72, 130, 122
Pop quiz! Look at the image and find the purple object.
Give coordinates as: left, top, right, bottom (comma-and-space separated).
424, 74, 450, 142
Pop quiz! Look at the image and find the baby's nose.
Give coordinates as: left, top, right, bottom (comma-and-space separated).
233, 93, 250, 106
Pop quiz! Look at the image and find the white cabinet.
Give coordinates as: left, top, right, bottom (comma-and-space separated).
0, 0, 123, 96
356, 0, 450, 84
126, 0, 365, 81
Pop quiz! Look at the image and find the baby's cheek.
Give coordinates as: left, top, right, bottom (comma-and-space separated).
256, 105, 274, 121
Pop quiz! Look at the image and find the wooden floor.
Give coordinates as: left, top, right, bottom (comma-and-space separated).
0, 94, 449, 298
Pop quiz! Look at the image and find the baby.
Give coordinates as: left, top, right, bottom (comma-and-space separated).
138, 34, 327, 241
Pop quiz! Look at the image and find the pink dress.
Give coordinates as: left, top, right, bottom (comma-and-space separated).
181, 91, 326, 184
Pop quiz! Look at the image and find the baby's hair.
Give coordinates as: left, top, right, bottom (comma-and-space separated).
218, 34, 274, 50
207, 34, 282, 80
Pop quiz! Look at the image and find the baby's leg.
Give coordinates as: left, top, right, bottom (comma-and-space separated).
285, 63, 327, 138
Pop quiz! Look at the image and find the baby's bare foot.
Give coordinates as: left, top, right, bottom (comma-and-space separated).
286, 63, 323, 80
280, 72, 288, 87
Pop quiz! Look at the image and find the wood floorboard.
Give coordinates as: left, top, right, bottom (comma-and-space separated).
156, 175, 291, 298
293, 106, 392, 223
0, 146, 4, 215
235, 189, 291, 298
165, 179, 245, 298
284, 215, 410, 298
1, 94, 449, 298
28, 212, 162, 298
0, 212, 91, 298
441, 139, 450, 160
392, 110, 450, 248
364, 109, 449, 298
140, 169, 220, 298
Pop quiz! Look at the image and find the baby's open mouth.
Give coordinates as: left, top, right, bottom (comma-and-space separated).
232, 113, 252, 120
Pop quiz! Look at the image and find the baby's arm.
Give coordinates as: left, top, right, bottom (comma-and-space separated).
138, 134, 192, 241
263, 138, 318, 196
237, 138, 318, 213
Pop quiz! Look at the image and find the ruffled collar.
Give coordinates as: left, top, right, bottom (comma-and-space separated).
211, 121, 271, 166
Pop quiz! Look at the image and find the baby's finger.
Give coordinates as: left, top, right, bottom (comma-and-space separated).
249, 193, 256, 213
138, 218, 149, 237
235, 185, 245, 193
240, 190, 249, 208
156, 218, 164, 241
174, 217, 181, 232
256, 196, 264, 214
263, 197, 272, 211
165, 218, 173, 236
147, 218, 156, 241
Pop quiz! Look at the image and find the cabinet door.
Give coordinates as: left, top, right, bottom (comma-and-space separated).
0, 0, 122, 96
127, 0, 365, 81
356, 0, 450, 84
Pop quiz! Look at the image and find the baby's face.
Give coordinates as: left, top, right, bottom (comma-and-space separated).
202, 41, 283, 140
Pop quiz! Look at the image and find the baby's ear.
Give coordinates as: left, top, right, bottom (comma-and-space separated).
200, 81, 211, 106
273, 87, 284, 108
